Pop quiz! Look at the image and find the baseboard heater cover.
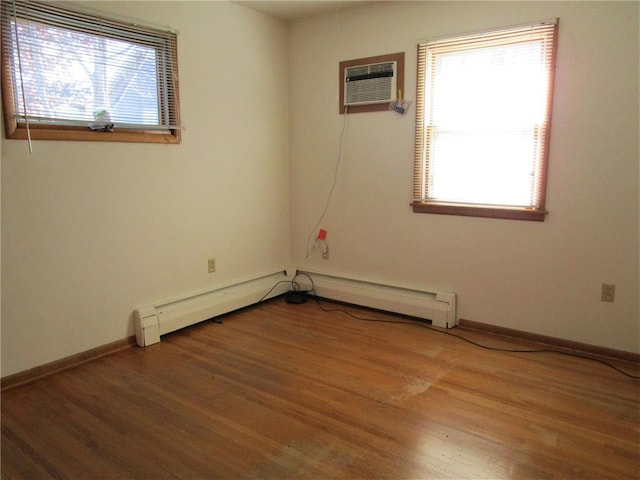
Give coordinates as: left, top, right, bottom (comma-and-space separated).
299, 270, 457, 329
134, 269, 294, 347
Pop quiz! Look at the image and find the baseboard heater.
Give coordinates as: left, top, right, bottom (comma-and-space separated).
134, 269, 294, 346
134, 268, 457, 347
298, 270, 457, 329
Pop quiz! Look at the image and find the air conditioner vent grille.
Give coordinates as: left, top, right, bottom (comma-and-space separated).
344, 61, 396, 106
346, 62, 393, 79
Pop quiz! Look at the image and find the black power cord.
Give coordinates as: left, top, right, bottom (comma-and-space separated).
263, 273, 639, 380
315, 298, 640, 379
256, 274, 315, 304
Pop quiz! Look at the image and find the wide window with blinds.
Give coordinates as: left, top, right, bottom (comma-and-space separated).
1, 0, 181, 144
413, 19, 558, 221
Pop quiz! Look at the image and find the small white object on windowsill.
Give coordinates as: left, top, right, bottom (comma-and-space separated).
89, 110, 115, 132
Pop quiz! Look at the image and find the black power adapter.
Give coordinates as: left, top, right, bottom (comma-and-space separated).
285, 291, 308, 304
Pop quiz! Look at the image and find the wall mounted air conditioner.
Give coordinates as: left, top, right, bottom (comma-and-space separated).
344, 61, 397, 106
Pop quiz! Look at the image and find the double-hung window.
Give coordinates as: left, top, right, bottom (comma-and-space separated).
1, 0, 181, 144
413, 19, 558, 221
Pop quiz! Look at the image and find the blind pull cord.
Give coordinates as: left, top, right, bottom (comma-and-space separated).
11, 2, 33, 154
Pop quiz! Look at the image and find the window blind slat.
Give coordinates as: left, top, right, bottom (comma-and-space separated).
424, 19, 557, 49
413, 44, 428, 201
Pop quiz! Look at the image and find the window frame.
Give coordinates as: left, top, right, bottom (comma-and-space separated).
0, 0, 181, 144
412, 20, 558, 221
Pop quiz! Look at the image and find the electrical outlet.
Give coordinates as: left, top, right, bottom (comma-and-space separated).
601, 283, 615, 302
208, 258, 216, 274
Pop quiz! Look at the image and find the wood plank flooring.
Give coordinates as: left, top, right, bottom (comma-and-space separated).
2, 298, 639, 479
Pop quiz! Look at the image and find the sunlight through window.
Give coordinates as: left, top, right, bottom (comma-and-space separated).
413, 20, 558, 221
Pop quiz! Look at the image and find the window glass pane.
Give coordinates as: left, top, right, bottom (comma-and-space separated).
13, 19, 160, 126
432, 41, 548, 129
430, 129, 537, 206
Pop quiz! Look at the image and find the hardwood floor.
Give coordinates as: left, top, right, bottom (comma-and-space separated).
2, 298, 639, 479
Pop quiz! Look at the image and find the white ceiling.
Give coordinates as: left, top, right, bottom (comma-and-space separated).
234, 1, 375, 22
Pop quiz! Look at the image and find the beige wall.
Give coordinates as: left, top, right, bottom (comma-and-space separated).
1, 1, 291, 376
289, 1, 639, 352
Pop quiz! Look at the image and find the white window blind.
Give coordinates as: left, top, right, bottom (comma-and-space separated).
1, 0, 180, 132
413, 19, 558, 220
